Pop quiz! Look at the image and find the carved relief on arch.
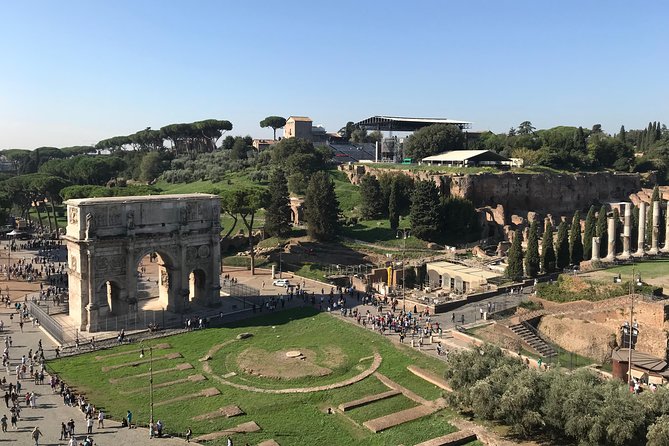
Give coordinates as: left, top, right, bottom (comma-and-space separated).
69, 207, 79, 224
94, 255, 124, 272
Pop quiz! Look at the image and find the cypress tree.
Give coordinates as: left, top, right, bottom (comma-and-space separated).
264, 168, 292, 238
525, 220, 540, 278
359, 175, 383, 220
506, 229, 524, 281
409, 180, 441, 241
304, 171, 341, 241
569, 211, 583, 265
631, 204, 639, 251
583, 205, 596, 260
556, 221, 570, 270
612, 207, 622, 253
618, 125, 626, 144
596, 205, 608, 258
388, 179, 400, 230
541, 220, 556, 273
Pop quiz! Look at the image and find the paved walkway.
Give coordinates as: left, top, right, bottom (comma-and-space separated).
0, 306, 199, 446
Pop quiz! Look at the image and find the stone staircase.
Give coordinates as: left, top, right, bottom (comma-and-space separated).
508, 322, 557, 358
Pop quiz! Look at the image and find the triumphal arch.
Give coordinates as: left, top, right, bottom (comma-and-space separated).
63, 194, 221, 332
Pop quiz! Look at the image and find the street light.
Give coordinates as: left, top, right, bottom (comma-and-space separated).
627, 269, 643, 387
396, 229, 411, 312
139, 345, 154, 424
277, 244, 283, 279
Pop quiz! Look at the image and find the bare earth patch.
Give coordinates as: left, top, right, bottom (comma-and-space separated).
237, 347, 333, 379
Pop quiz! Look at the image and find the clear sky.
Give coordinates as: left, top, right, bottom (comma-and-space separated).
1, 0, 668, 149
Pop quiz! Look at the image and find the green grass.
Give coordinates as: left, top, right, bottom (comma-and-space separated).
48, 308, 457, 446
330, 170, 361, 214
597, 259, 669, 280
294, 263, 329, 282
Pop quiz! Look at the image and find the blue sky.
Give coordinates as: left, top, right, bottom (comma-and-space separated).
1, 0, 668, 149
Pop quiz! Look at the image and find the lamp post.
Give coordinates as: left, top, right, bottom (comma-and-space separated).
140, 345, 154, 424
277, 244, 283, 279
627, 269, 642, 387
396, 229, 410, 312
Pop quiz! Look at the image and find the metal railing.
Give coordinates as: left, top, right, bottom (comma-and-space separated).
221, 281, 259, 297
29, 301, 65, 344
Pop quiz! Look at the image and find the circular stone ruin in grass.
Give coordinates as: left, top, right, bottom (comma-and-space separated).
237, 346, 347, 379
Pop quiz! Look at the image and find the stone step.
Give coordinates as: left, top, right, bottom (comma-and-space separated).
363, 405, 436, 433
413, 430, 478, 446
338, 390, 401, 412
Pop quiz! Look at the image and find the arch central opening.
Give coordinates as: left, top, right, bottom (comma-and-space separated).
136, 251, 171, 310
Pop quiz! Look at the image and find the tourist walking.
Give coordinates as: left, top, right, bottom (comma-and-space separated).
31, 426, 42, 446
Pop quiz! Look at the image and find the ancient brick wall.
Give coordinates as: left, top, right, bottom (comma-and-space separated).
340, 165, 641, 215
536, 297, 669, 360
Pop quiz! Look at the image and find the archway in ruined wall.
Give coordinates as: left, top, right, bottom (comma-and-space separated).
134, 250, 173, 312
63, 194, 221, 332
189, 268, 207, 302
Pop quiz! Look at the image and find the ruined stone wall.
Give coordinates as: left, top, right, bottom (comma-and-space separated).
450, 172, 641, 214
536, 297, 669, 361
340, 164, 642, 215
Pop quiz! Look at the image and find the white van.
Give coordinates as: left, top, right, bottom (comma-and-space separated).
273, 279, 290, 287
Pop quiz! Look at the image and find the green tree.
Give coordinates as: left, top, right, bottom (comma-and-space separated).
525, 221, 540, 278
409, 180, 441, 241
618, 125, 627, 144
596, 205, 608, 258
403, 124, 464, 160
555, 220, 570, 270
304, 171, 340, 241
541, 221, 556, 273
220, 188, 268, 274
359, 175, 383, 220
440, 196, 480, 242
517, 121, 536, 135
231, 137, 249, 160
272, 138, 328, 194
378, 173, 414, 218
506, 230, 524, 280
583, 205, 596, 260
631, 204, 639, 251
259, 116, 287, 140
648, 415, 669, 446
264, 168, 291, 238
139, 152, 164, 182
612, 207, 622, 253
388, 179, 400, 230
569, 211, 583, 265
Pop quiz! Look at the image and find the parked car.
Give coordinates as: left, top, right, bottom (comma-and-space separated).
273, 279, 290, 287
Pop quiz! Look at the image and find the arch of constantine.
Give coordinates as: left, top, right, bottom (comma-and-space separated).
63, 194, 221, 332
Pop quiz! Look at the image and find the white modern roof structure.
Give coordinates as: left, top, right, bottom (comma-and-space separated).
422, 150, 511, 166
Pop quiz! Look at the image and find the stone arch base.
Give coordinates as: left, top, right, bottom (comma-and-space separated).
64, 194, 221, 332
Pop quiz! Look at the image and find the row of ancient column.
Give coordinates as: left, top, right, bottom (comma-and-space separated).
591, 201, 669, 262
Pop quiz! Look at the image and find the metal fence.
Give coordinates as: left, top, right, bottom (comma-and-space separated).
29, 301, 65, 344
221, 281, 259, 297
89, 309, 171, 333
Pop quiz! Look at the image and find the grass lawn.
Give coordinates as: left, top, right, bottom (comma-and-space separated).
48, 307, 458, 446
596, 259, 669, 280
330, 170, 361, 214
340, 218, 425, 248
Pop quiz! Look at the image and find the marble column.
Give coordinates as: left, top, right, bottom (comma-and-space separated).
634, 201, 646, 257
620, 203, 632, 259
604, 216, 616, 261
649, 200, 660, 255
591, 237, 601, 261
